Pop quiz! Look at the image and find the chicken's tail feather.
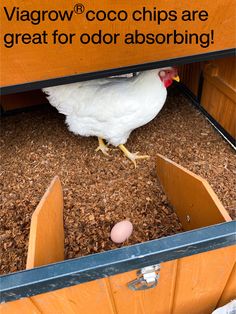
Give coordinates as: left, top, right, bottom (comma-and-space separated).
42, 86, 74, 115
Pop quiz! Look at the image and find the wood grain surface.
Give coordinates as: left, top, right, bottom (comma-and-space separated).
26, 176, 65, 269
1, 0, 235, 88
201, 57, 236, 138
156, 154, 231, 231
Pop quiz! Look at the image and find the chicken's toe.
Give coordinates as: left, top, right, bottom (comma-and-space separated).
129, 152, 150, 168
118, 144, 150, 167
95, 145, 110, 156
95, 137, 110, 156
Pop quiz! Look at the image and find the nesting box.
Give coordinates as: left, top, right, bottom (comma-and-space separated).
1, 1, 236, 313
0, 156, 235, 314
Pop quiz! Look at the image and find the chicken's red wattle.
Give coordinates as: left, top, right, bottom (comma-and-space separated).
164, 79, 173, 88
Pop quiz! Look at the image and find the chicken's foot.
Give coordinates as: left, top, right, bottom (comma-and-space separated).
95, 137, 110, 156
118, 144, 150, 168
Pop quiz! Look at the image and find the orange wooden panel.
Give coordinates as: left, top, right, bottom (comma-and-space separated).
204, 74, 235, 104
201, 57, 236, 138
172, 245, 236, 314
207, 56, 236, 89
217, 262, 236, 307
201, 81, 236, 138
31, 278, 116, 314
156, 154, 231, 231
108, 260, 178, 314
26, 176, 64, 269
0, 298, 41, 314
1, 0, 235, 88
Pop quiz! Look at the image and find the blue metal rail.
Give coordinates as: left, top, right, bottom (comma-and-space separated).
1, 221, 235, 303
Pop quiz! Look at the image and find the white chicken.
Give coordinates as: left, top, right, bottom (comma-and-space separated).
212, 300, 236, 314
43, 67, 179, 166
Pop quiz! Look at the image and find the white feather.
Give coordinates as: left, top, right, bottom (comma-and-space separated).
43, 69, 168, 146
212, 300, 236, 314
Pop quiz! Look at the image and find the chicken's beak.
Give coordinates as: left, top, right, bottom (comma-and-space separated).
173, 75, 180, 82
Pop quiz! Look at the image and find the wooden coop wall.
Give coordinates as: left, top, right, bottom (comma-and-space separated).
201, 57, 236, 138
1, 0, 235, 89
1, 155, 235, 314
180, 56, 236, 138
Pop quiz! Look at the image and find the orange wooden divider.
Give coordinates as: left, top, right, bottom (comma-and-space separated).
24, 174, 117, 314
156, 154, 231, 230
156, 154, 235, 314
26, 176, 64, 269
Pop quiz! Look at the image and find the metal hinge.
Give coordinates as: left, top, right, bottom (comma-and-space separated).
127, 264, 160, 291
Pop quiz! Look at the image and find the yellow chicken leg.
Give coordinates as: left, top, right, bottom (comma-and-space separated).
95, 137, 110, 156
118, 144, 150, 167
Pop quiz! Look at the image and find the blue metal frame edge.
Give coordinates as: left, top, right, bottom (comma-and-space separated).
1, 48, 235, 95
0, 221, 235, 303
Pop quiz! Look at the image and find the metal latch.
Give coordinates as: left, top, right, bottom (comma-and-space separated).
127, 264, 160, 291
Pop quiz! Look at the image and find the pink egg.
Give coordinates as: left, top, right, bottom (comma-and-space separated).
110, 220, 133, 243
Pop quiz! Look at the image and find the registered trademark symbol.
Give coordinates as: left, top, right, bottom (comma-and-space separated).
74, 3, 85, 14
